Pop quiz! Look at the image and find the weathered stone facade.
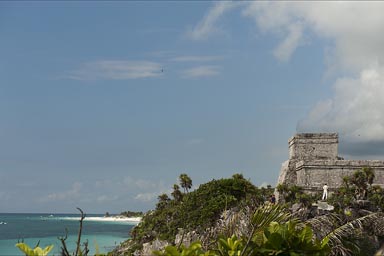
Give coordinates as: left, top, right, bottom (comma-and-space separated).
277, 133, 384, 194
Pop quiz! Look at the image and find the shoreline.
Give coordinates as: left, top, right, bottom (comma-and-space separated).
86, 215, 142, 222
35, 214, 142, 223
58, 215, 142, 223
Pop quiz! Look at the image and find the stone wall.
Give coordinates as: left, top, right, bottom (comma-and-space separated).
296, 160, 384, 192
288, 133, 338, 160
277, 133, 384, 195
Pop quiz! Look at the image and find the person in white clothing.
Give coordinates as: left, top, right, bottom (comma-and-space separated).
322, 183, 328, 200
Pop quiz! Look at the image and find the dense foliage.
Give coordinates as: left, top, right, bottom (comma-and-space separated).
153, 205, 330, 256
120, 169, 384, 256
129, 174, 272, 249
18, 168, 384, 256
328, 167, 384, 212
276, 183, 317, 206
119, 211, 144, 218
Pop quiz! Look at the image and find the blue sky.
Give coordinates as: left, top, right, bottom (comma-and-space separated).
1, 2, 384, 213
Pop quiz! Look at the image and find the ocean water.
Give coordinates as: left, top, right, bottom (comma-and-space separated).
0, 213, 137, 256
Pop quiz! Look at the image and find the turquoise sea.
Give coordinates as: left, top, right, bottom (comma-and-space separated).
0, 213, 137, 255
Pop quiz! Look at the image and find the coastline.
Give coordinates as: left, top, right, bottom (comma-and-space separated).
0, 213, 138, 255
85, 215, 142, 222
53, 215, 142, 223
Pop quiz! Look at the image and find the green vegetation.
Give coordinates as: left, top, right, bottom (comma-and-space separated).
153, 205, 330, 256
329, 167, 384, 212
128, 174, 273, 252
122, 169, 384, 256
15, 243, 54, 256
276, 184, 317, 206
119, 211, 144, 218
16, 168, 384, 255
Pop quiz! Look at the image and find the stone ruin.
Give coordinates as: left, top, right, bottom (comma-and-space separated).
277, 133, 384, 195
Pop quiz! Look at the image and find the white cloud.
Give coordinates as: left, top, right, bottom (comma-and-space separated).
121, 176, 165, 190
185, 2, 384, 151
97, 194, 118, 203
239, 2, 384, 149
298, 66, 384, 143
242, 2, 384, 70
272, 22, 304, 62
294, 2, 384, 72
115, 176, 171, 203
181, 65, 220, 78
65, 60, 163, 80
187, 2, 238, 40
134, 192, 159, 202
41, 182, 82, 202
191, 2, 384, 69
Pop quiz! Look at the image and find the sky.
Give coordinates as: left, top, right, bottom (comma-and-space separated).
1, 1, 384, 214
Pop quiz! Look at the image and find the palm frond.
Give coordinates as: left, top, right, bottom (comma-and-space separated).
241, 204, 292, 255
324, 212, 384, 256
251, 204, 291, 231
304, 213, 344, 239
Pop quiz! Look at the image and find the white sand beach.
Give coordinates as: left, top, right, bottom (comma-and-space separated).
85, 216, 142, 222
56, 215, 142, 223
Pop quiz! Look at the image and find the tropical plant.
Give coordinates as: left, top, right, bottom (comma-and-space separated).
216, 235, 244, 256
126, 171, 384, 255
157, 193, 171, 210
15, 243, 54, 256
153, 241, 212, 256
306, 211, 384, 256
179, 173, 193, 193
128, 174, 262, 253
252, 220, 330, 256
153, 205, 330, 256
276, 183, 314, 206
119, 210, 143, 217
171, 184, 183, 202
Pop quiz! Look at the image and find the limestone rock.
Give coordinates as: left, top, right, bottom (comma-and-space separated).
141, 239, 169, 256
316, 201, 334, 211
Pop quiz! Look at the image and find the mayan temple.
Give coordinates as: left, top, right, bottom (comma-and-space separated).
277, 133, 384, 195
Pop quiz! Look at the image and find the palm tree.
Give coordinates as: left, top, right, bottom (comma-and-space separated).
179, 173, 192, 193
156, 193, 170, 210
351, 170, 369, 199
362, 167, 375, 188
171, 184, 183, 202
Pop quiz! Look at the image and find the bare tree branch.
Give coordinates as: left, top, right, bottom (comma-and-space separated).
75, 207, 86, 256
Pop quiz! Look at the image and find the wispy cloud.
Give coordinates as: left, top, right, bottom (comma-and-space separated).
187, 2, 238, 40
190, 2, 384, 150
181, 65, 220, 78
97, 194, 118, 203
272, 22, 304, 62
65, 60, 163, 80
40, 182, 82, 202
118, 176, 170, 203
134, 192, 161, 202
122, 176, 166, 190
170, 55, 223, 62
